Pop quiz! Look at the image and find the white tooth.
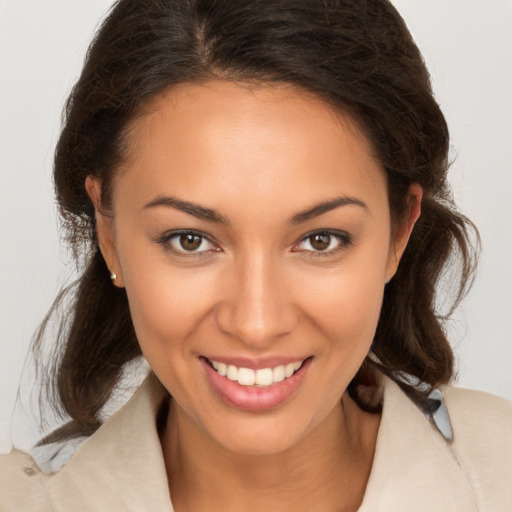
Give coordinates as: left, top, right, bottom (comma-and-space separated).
226, 365, 238, 381
238, 368, 255, 386
255, 368, 273, 386
293, 361, 302, 371
284, 363, 295, 378
273, 365, 285, 383
212, 361, 219, 370
217, 362, 227, 376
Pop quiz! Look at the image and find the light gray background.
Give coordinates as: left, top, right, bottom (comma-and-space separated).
1, 0, 511, 454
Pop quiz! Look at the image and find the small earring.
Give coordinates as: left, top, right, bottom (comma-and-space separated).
110, 271, 117, 281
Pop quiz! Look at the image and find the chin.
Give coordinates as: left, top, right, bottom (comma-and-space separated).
208, 419, 310, 457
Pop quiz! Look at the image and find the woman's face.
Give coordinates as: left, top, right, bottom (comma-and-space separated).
90, 82, 418, 455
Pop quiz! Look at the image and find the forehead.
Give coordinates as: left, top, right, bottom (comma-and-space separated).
115, 81, 387, 217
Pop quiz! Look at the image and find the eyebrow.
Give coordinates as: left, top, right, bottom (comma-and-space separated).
143, 195, 229, 224
143, 194, 368, 225
289, 196, 368, 224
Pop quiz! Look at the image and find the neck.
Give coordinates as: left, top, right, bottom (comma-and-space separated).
161, 394, 380, 512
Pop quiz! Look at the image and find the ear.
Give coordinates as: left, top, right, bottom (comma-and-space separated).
85, 176, 124, 287
385, 183, 423, 283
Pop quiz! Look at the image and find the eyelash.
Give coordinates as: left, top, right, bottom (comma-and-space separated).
156, 229, 353, 258
292, 230, 353, 257
156, 230, 219, 257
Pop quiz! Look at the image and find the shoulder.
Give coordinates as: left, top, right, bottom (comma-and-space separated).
443, 384, 512, 442
0, 449, 52, 511
442, 385, 512, 509
0, 375, 172, 511
443, 384, 512, 419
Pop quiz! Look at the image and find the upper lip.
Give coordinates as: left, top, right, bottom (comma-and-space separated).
202, 355, 310, 370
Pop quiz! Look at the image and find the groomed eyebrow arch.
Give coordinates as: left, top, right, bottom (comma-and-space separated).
289, 196, 368, 224
143, 194, 368, 226
143, 195, 229, 224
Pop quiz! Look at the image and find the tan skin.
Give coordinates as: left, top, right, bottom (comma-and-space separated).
86, 82, 422, 512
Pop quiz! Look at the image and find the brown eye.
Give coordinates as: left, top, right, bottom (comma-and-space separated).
309, 233, 331, 251
180, 233, 202, 251
159, 231, 216, 254
293, 230, 352, 255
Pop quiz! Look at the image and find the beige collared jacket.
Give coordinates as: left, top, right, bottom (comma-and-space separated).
1, 373, 511, 511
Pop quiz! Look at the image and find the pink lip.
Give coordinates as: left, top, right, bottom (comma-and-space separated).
201, 357, 312, 412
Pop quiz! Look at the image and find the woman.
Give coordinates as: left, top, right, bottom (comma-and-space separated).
1, 0, 510, 510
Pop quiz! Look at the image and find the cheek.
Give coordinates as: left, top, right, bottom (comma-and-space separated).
292, 246, 389, 396
301, 250, 389, 341
306, 271, 384, 357
121, 263, 223, 407
129, 273, 214, 341
116, 238, 218, 359
299, 271, 384, 414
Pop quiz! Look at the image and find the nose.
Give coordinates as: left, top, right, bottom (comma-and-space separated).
215, 253, 298, 348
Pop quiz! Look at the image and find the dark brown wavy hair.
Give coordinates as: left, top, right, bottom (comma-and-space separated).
34, 0, 478, 442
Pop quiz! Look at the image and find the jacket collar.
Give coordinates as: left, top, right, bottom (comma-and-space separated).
45, 373, 477, 512
46, 374, 173, 511
358, 376, 476, 511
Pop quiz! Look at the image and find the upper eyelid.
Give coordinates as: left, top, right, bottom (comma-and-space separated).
159, 228, 220, 243
160, 229, 213, 241
295, 229, 351, 244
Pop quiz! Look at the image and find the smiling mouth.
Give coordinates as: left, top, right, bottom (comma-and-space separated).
203, 357, 309, 387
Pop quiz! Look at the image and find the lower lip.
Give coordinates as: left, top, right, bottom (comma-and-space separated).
201, 358, 311, 412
